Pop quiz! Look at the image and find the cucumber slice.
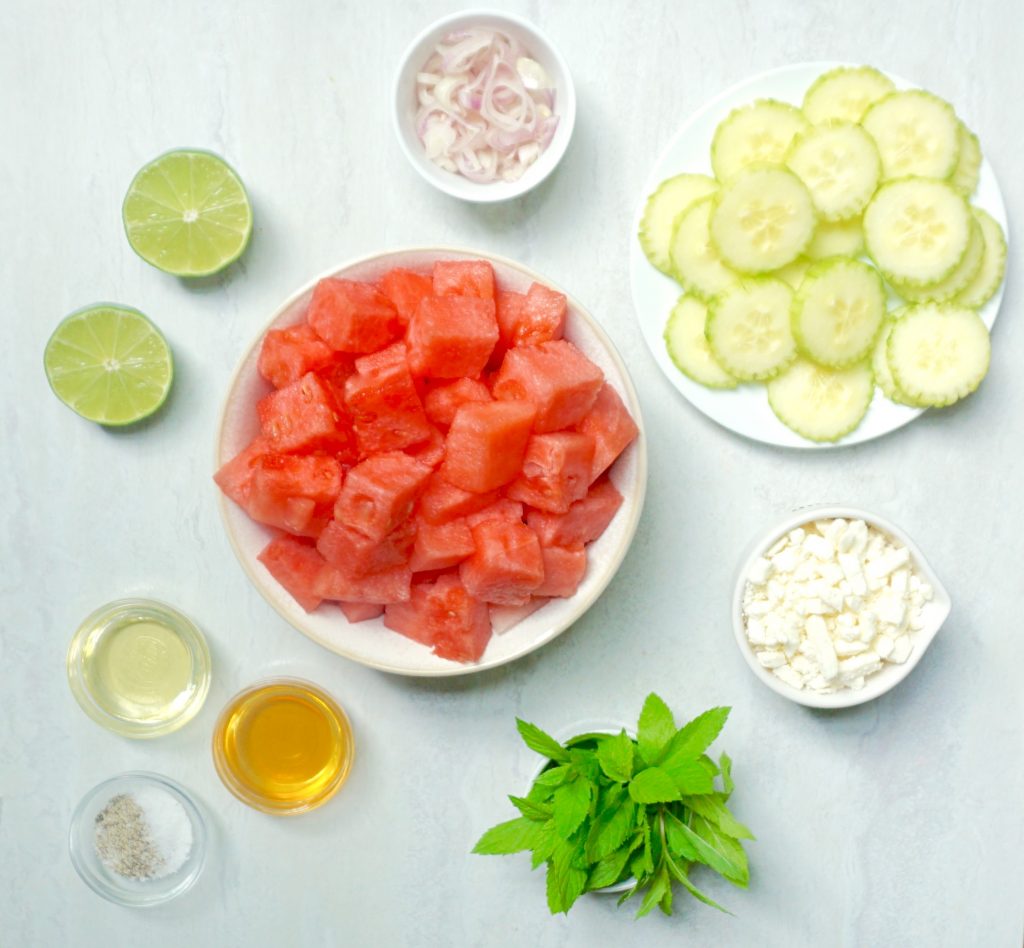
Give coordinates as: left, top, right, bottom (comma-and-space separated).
774, 256, 811, 290
668, 195, 738, 300
706, 278, 796, 381
887, 304, 990, 407
861, 91, 960, 180
807, 217, 865, 260
768, 359, 874, 442
664, 295, 738, 389
802, 66, 895, 125
793, 258, 886, 367
786, 122, 881, 221
639, 174, 719, 275
710, 166, 817, 273
711, 99, 809, 182
891, 216, 984, 303
863, 178, 970, 285
950, 123, 982, 197
954, 208, 1007, 309
872, 316, 917, 405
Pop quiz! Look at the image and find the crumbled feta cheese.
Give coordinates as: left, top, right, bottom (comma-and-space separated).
773, 665, 804, 689
889, 635, 913, 664
757, 649, 787, 669
748, 557, 773, 585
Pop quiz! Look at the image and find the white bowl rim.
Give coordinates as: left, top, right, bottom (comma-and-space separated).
215, 245, 647, 677
391, 8, 577, 203
730, 505, 952, 709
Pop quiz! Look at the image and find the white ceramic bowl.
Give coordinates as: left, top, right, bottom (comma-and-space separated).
392, 10, 576, 202
216, 247, 646, 677
731, 506, 951, 709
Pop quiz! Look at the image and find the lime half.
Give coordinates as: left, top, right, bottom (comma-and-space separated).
122, 149, 253, 277
44, 305, 174, 426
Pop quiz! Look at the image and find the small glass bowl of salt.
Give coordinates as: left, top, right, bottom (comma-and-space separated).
69, 771, 208, 907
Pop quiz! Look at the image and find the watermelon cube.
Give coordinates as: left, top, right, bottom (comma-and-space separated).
404, 426, 446, 469
307, 278, 401, 352
314, 562, 412, 603
424, 378, 491, 429
384, 574, 492, 662
432, 259, 495, 300
527, 477, 624, 547
214, 436, 270, 507
334, 451, 432, 541
507, 432, 596, 513
417, 473, 499, 524
576, 383, 639, 482
245, 454, 343, 534
490, 290, 526, 366
440, 400, 536, 493
493, 340, 604, 432
258, 372, 355, 456
496, 283, 567, 350
257, 535, 326, 612
354, 341, 408, 374
378, 268, 433, 324
344, 357, 432, 456
339, 601, 385, 622
460, 519, 545, 605
465, 498, 525, 528
533, 544, 587, 598
406, 296, 499, 379
258, 324, 336, 389
317, 517, 415, 576
409, 517, 475, 572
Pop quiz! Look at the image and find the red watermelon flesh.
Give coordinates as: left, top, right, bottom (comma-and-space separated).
314, 561, 412, 603
495, 283, 567, 352
339, 601, 385, 622
527, 477, 624, 547
258, 372, 355, 457
258, 324, 336, 389
461, 519, 545, 605
378, 268, 433, 324
406, 296, 499, 379
440, 400, 536, 493
404, 426, 446, 468
432, 259, 495, 300
424, 377, 491, 429
334, 451, 432, 541
409, 517, 475, 572
492, 340, 604, 432
354, 341, 408, 374
417, 473, 499, 524
533, 544, 587, 598
343, 357, 432, 456
317, 517, 415, 575
257, 535, 326, 612
576, 383, 639, 482
465, 498, 525, 528
252, 454, 343, 506
307, 278, 401, 353
384, 574, 492, 662
506, 432, 595, 513
215, 436, 270, 507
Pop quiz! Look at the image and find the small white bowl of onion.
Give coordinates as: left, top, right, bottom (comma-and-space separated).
393, 10, 576, 202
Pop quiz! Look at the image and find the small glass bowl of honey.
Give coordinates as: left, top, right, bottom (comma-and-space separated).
67, 599, 212, 739
211, 678, 355, 815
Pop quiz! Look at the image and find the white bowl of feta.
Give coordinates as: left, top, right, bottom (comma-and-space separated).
731, 506, 951, 709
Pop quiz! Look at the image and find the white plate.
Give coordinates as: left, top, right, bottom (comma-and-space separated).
217, 247, 647, 677
629, 62, 1008, 449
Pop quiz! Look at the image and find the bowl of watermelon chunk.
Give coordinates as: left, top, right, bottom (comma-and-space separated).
215, 248, 646, 676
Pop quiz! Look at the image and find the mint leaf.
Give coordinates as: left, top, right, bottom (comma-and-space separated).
516, 718, 570, 763
532, 764, 572, 789
629, 767, 681, 803
684, 794, 754, 840
663, 706, 730, 761
586, 795, 634, 861
663, 809, 701, 861
509, 795, 552, 822
693, 815, 749, 886
473, 816, 550, 855
596, 730, 635, 783
529, 821, 558, 869
637, 693, 676, 763
661, 755, 715, 795
546, 838, 588, 914
553, 777, 592, 838
635, 864, 670, 918
569, 747, 601, 783
664, 850, 731, 914
719, 751, 734, 799
586, 837, 637, 890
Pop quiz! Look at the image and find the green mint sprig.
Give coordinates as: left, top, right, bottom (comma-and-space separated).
472, 693, 753, 918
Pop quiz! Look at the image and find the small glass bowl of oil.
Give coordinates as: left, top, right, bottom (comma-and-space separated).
212, 678, 355, 815
67, 599, 211, 739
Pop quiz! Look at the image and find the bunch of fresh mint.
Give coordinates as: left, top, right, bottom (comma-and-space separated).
472, 693, 752, 917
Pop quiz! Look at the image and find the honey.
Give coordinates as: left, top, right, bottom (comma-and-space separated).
212, 679, 354, 814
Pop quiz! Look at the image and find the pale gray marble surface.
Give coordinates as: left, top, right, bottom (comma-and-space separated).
2, 1, 1022, 945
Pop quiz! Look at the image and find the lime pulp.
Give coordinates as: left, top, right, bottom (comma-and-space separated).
44, 304, 174, 426
122, 149, 253, 278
